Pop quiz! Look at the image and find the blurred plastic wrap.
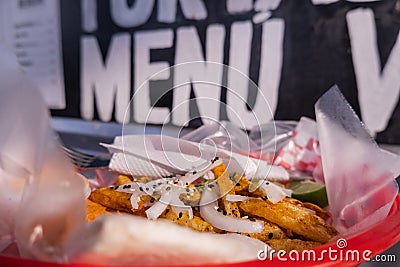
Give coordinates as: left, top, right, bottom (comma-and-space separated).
274, 117, 324, 181
70, 215, 266, 266
182, 120, 297, 163
315, 85, 400, 234
249, 120, 297, 161
0, 46, 86, 261
181, 121, 261, 158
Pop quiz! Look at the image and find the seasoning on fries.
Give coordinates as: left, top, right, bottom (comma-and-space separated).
87, 160, 338, 252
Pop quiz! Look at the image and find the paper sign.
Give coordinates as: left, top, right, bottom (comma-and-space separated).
1, 0, 65, 109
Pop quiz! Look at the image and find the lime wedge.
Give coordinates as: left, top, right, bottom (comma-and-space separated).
286, 180, 328, 208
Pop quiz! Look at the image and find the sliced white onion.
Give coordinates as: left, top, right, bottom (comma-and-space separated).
200, 185, 264, 233
130, 194, 140, 210
144, 181, 193, 220
112, 156, 223, 220
179, 158, 223, 185
259, 181, 292, 203
225, 194, 252, 202
136, 181, 157, 195
114, 182, 140, 194
203, 171, 215, 180
221, 151, 289, 183
145, 192, 171, 220
163, 184, 194, 219
145, 201, 168, 220
171, 198, 194, 220
113, 182, 146, 210
248, 165, 290, 192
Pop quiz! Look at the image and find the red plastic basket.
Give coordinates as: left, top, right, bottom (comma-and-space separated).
1, 194, 399, 267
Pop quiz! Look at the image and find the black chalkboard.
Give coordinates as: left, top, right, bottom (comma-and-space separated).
52, 0, 400, 144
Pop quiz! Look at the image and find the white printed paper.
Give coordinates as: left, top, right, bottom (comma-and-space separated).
1, 0, 65, 109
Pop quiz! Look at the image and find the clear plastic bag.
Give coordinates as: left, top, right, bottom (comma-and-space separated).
182, 120, 297, 162
315, 85, 400, 233
249, 120, 297, 157
273, 117, 324, 181
0, 46, 86, 261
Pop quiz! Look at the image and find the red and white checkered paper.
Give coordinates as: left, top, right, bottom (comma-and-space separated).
274, 117, 324, 182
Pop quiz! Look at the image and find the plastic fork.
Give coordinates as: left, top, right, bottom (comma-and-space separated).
62, 146, 110, 168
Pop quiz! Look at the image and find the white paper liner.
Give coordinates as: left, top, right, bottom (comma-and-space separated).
104, 134, 290, 182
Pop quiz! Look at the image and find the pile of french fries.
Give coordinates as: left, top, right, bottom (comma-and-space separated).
87, 164, 338, 252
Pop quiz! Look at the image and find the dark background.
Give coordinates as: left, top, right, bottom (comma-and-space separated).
53, 0, 400, 144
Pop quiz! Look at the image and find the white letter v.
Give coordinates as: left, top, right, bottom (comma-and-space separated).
347, 8, 400, 135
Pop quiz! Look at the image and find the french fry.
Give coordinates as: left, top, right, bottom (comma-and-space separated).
299, 201, 330, 220
115, 175, 132, 186
89, 188, 133, 213
86, 199, 109, 222
283, 198, 330, 220
232, 175, 267, 198
89, 187, 152, 216
267, 238, 322, 252
245, 219, 287, 242
161, 207, 215, 233
233, 175, 250, 193
239, 198, 337, 243
212, 164, 241, 218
